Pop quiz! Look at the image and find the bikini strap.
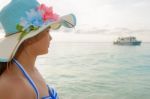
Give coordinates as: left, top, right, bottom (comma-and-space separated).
12, 58, 40, 99
47, 85, 59, 99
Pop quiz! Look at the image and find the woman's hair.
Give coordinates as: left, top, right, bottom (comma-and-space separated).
0, 61, 13, 75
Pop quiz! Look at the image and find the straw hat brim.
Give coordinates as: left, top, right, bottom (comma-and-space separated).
0, 14, 76, 62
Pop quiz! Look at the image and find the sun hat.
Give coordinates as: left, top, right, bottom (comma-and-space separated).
0, 0, 76, 62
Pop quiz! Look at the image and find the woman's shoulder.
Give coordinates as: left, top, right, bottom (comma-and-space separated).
0, 76, 14, 98
0, 75, 35, 99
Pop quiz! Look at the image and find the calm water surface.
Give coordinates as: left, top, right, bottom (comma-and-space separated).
36, 42, 150, 99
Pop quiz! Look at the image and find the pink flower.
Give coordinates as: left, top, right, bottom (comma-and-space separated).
37, 4, 59, 22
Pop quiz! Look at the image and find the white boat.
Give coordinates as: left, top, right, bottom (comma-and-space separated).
113, 36, 142, 45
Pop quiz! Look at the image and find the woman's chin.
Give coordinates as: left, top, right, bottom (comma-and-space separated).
38, 50, 49, 55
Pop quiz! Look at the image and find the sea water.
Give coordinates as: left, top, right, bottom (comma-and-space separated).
36, 42, 150, 99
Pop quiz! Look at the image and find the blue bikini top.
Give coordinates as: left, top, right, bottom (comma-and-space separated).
12, 58, 59, 99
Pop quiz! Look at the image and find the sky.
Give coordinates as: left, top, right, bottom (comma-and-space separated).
0, 0, 150, 42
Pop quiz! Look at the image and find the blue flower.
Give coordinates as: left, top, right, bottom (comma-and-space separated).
19, 17, 31, 30
26, 9, 44, 27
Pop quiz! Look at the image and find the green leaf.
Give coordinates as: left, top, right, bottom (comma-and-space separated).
16, 24, 23, 32
29, 25, 39, 31
18, 30, 28, 41
33, 26, 39, 30
18, 25, 40, 41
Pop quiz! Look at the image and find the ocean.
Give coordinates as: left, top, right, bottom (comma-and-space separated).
36, 42, 150, 99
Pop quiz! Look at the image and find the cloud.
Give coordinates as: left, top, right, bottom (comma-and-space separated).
71, 25, 150, 36
75, 28, 109, 34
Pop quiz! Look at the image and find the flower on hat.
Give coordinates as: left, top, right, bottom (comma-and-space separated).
16, 4, 60, 41
37, 4, 59, 22
26, 9, 43, 27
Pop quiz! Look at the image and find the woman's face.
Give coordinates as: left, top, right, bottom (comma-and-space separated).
30, 27, 52, 55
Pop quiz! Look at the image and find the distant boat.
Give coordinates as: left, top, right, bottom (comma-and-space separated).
113, 36, 142, 45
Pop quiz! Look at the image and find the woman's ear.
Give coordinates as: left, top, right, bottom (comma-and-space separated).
23, 37, 35, 46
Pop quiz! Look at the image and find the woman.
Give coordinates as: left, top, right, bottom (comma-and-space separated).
0, 0, 76, 99
0, 27, 54, 99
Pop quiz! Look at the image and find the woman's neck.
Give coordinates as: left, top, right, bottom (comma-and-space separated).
9, 49, 38, 75
15, 56, 37, 72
